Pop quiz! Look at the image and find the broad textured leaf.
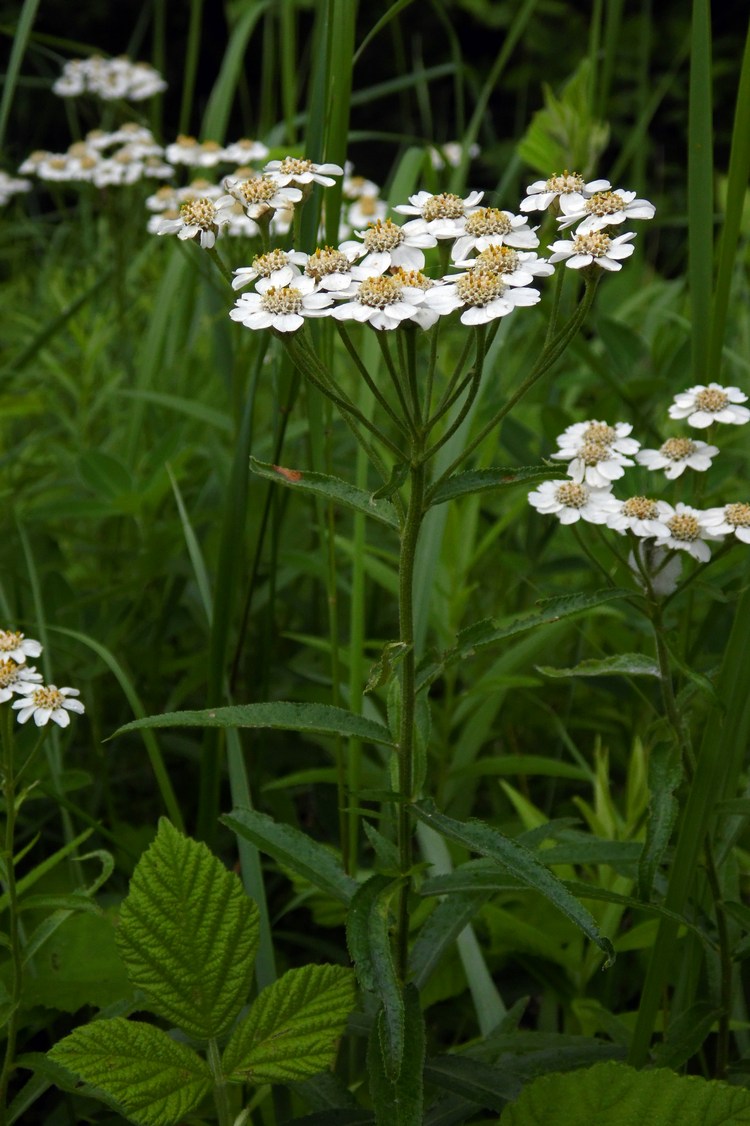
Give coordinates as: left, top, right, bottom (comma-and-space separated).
223, 808, 358, 903
48, 1017, 212, 1126
249, 456, 399, 528
537, 654, 660, 678
497, 1060, 750, 1125
368, 984, 424, 1124
412, 802, 614, 964
114, 701, 395, 746
638, 743, 682, 898
346, 875, 404, 1078
222, 964, 355, 1084
428, 466, 558, 506
116, 819, 259, 1040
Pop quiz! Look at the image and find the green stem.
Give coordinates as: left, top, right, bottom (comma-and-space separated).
206, 244, 234, 286
376, 332, 417, 438
426, 331, 475, 432
0, 711, 22, 1121
207, 1037, 231, 1126
422, 326, 487, 462
334, 322, 408, 434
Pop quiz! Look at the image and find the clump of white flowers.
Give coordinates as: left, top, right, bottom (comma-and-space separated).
0, 629, 84, 728
53, 56, 167, 101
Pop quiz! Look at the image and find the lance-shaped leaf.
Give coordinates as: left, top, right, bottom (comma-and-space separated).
116, 819, 259, 1040
412, 801, 614, 964
114, 702, 395, 747
638, 743, 683, 899
250, 456, 399, 528
428, 465, 559, 506
368, 984, 424, 1125
222, 808, 358, 904
537, 654, 660, 678
48, 1017, 212, 1126
346, 875, 404, 1078
222, 964, 355, 1084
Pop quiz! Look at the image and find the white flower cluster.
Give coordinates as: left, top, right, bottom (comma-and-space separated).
19, 126, 173, 188
520, 171, 655, 272
528, 382, 750, 566
53, 56, 167, 101
0, 170, 31, 206
0, 629, 84, 728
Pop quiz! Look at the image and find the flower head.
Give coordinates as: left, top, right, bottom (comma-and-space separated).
451, 207, 540, 259
550, 438, 634, 487
0, 659, 43, 703
0, 630, 42, 664
222, 175, 302, 219
230, 275, 333, 333
608, 496, 670, 537
554, 420, 640, 458
232, 249, 307, 290
12, 685, 85, 728
636, 437, 719, 479
340, 217, 436, 273
557, 189, 656, 233
520, 173, 611, 213
650, 502, 720, 562
453, 245, 554, 287
702, 502, 750, 544
0, 171, 32, 205
528, 479, 618, 524
393, 190, 484, 239
548, 230, 636, 271
330, 274, 426, 331
668, 383, 749, 429
264, 157, 343, 188
154, 196, 232, 248
421, 269, 540, 326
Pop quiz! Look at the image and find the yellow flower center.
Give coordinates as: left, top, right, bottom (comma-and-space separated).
29, 686, 65, 710
260, 287, 304, 315
725, 502, 750, 528
253, 249, 290, 276
545, 171, 585, 193
362, 219, 405, 252
455, 271, 506, 307
583, 422, 616, 444
422, 193, 466, 221
694, 387, 728, 413
555, 482, 588, 508
571, 232, 612, 257
0, 631, 23, 654
667, 514, 701, 542
465, 208, 513, 237
305, 247, 351, 280
392, 268, 433, 290
356, 196, 380, 217
622, 496, 659, 520
179, 198, 217, 229
577, 440, 611, 466
473, 245, 519, 274
584, 191, 624, 217
0, 660, 20, 687
235, 177, 279, 203
200, 140, 222, 154
660, 437, 696, 461
279, 157, 314, 175
356, 276, 404, 308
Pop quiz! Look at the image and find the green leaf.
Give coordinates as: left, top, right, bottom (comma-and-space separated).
114, 701, 395, 747
249, 457, 399, 528
48, 1017, 212, 1126
638, 743, 683, 899
409, 892, 491, 990
222, 964, 355, 1084
365, 642, 411, 694
116, 819, 259, 1040
371, 461, 409, 501
428, 466, 558, 507
368, 984, 424, 1125
516, 59, 610, 176
453, 756, 589, 782
222, 808, 358, 904
537, 654, 660, 679
411, 802, 614, 964
652, 1001, 722, 1070
347, 875, 404, 1078
497, 1060, 750, 1125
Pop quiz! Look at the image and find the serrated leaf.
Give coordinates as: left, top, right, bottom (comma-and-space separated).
346, 875, 404, 1078
428, 466, 558, 506
409, 891, 491, 990
412, 802, 614, 964
365, 642, 411, 694
48, 1017, 212, 1126
116, 819, 259, 1040
537, 654, 660, 679
497, 1060, 750, 1126
222, 808, 358, 903
639, 743, 682, 899
249, 456, 399, 528
114, 701, 395, 746
222, 964, 355, 1084
368, 984, 424, 1124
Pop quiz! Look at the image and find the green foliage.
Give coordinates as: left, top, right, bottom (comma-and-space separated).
517, 60, 610, 175
497, 1061, 750, 1125
368, 984, 425, 1125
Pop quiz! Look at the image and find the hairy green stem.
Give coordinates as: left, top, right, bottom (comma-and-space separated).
0, 712, 22, 1121
334, 322, 408, 434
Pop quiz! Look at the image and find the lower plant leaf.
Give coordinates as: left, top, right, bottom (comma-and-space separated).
368, 984, 425, 1126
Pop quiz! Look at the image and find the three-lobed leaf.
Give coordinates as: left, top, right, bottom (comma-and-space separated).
48, 1017, 212, 1126
222, 963, 355, 1084
116, 818, 259, 1040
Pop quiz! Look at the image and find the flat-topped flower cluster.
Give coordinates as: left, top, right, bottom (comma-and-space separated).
0, 630, 84, 728
528, 382, 750, 568
52, 56, 167, 101
154, 161, 655, 332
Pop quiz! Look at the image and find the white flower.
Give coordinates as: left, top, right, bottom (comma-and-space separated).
393, 190, 484, 239
702, 502, 750, 544
668, 383, 750, 428
0, 659, 43, 703
421, 271, 540, 326
222, 174, 302, 219
520, 173, 611, 213
263, 157, 343, 188
229, 275, 333, 333
165, 135, 203, 165
12, 684, 85, 728
154, 196, 232, 248
636, 436, 719, 479
0, 630, 42, 664
0, 171, 32, 205
452, 245, 554, 287
650, 502, 720, 562
221, 138, 269, 164
330, 274, 426, 331
53, 57, 166, 102
555, 420, 640, 458
548, 230, 636, 271
428, 141, 480, 169
550, 439, 634, 487
343, 173, 381, 199
557, 188, 656, 233
528, 480, 618, 525
303, 245, 363, 291
451, 207, 540, 259
347, 195, 388, 229
340, 217, 436, 273
608, 496, 671, 537
232, 249, 308, 290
